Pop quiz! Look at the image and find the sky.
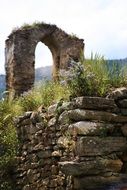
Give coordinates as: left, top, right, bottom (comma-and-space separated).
0, 0, 127, 74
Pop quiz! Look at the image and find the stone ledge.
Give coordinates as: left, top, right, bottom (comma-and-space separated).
68, 121, 114, 136
59, 158, 123, 176
75, 96, 119, 113
68, 109, 127, 123
73, 174, 127, 189
76, 137, 127, 156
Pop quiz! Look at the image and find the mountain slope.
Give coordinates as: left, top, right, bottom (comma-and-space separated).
35, 65, 52, 82
0, 74, 5, 99
0, 74, 5, 88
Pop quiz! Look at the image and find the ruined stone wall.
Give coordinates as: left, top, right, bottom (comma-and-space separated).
5, 23, 84, 98
13, 88, 127, 190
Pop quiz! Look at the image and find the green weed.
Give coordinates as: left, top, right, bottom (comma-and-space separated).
67, 53, 127, 97
18, 81, 70, 111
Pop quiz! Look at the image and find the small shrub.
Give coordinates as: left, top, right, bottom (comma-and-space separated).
0, 99, 21, 190
66, 54, 127, 97
64, 61, 92, 97
0, 100, 21, 170
83, 54, 110, 96
17, 81, 70, 111
69, 33, 78, 39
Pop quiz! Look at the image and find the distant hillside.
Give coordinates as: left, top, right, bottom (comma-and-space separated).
35, 65, 52, 82
0, 74, 5, 99
0, 74, 5, 89
107, 57, 127, 67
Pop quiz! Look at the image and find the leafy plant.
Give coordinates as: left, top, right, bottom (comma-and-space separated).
18, 81, 70, 111
83, 54, 110, 96
66, 53, 127, 97
0, 99, 21, 190
0, 100, 21, 169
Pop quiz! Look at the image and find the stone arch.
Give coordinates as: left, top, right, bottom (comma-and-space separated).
5, 23, 84, 98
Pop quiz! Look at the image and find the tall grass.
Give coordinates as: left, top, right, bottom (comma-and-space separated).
0, 100, 22, 169
18, 81, 70, 111
65, 54, 127, 97
84, 54, 110, 96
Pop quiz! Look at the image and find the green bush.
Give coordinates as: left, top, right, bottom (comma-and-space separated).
65, 61, 91, 97
0, 100, 21, 190
83, 54, 110, 96
0, 100, 21, 170
67, 54, 127, 97
18, 81, 70, 111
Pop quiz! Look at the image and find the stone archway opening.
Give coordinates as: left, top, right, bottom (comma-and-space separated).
5, 23, 84, 98
34, 42, 52, 83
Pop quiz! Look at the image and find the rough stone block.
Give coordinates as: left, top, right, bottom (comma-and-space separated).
68, 121, 114, 136
75, 96, 119, 112
37, 150, 52, 158
120, 108, 127, 116
59, 158, 123, 176
107, 87, 127, 100
76, 137, 127, 156
73, 175, 127, 190
58, 111, 70, 125
48, 104, 57, 116
118, 99, 127, 108
68, 109, 127, 123
121, 124, 127, 136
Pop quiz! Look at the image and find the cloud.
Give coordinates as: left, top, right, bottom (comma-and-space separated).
0, 0, 127, 73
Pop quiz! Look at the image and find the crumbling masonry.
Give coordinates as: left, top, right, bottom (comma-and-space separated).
5, 23, 84, 98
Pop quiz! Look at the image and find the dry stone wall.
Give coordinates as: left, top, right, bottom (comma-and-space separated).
14, 88, 127, 190
5, 23, 84, 98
